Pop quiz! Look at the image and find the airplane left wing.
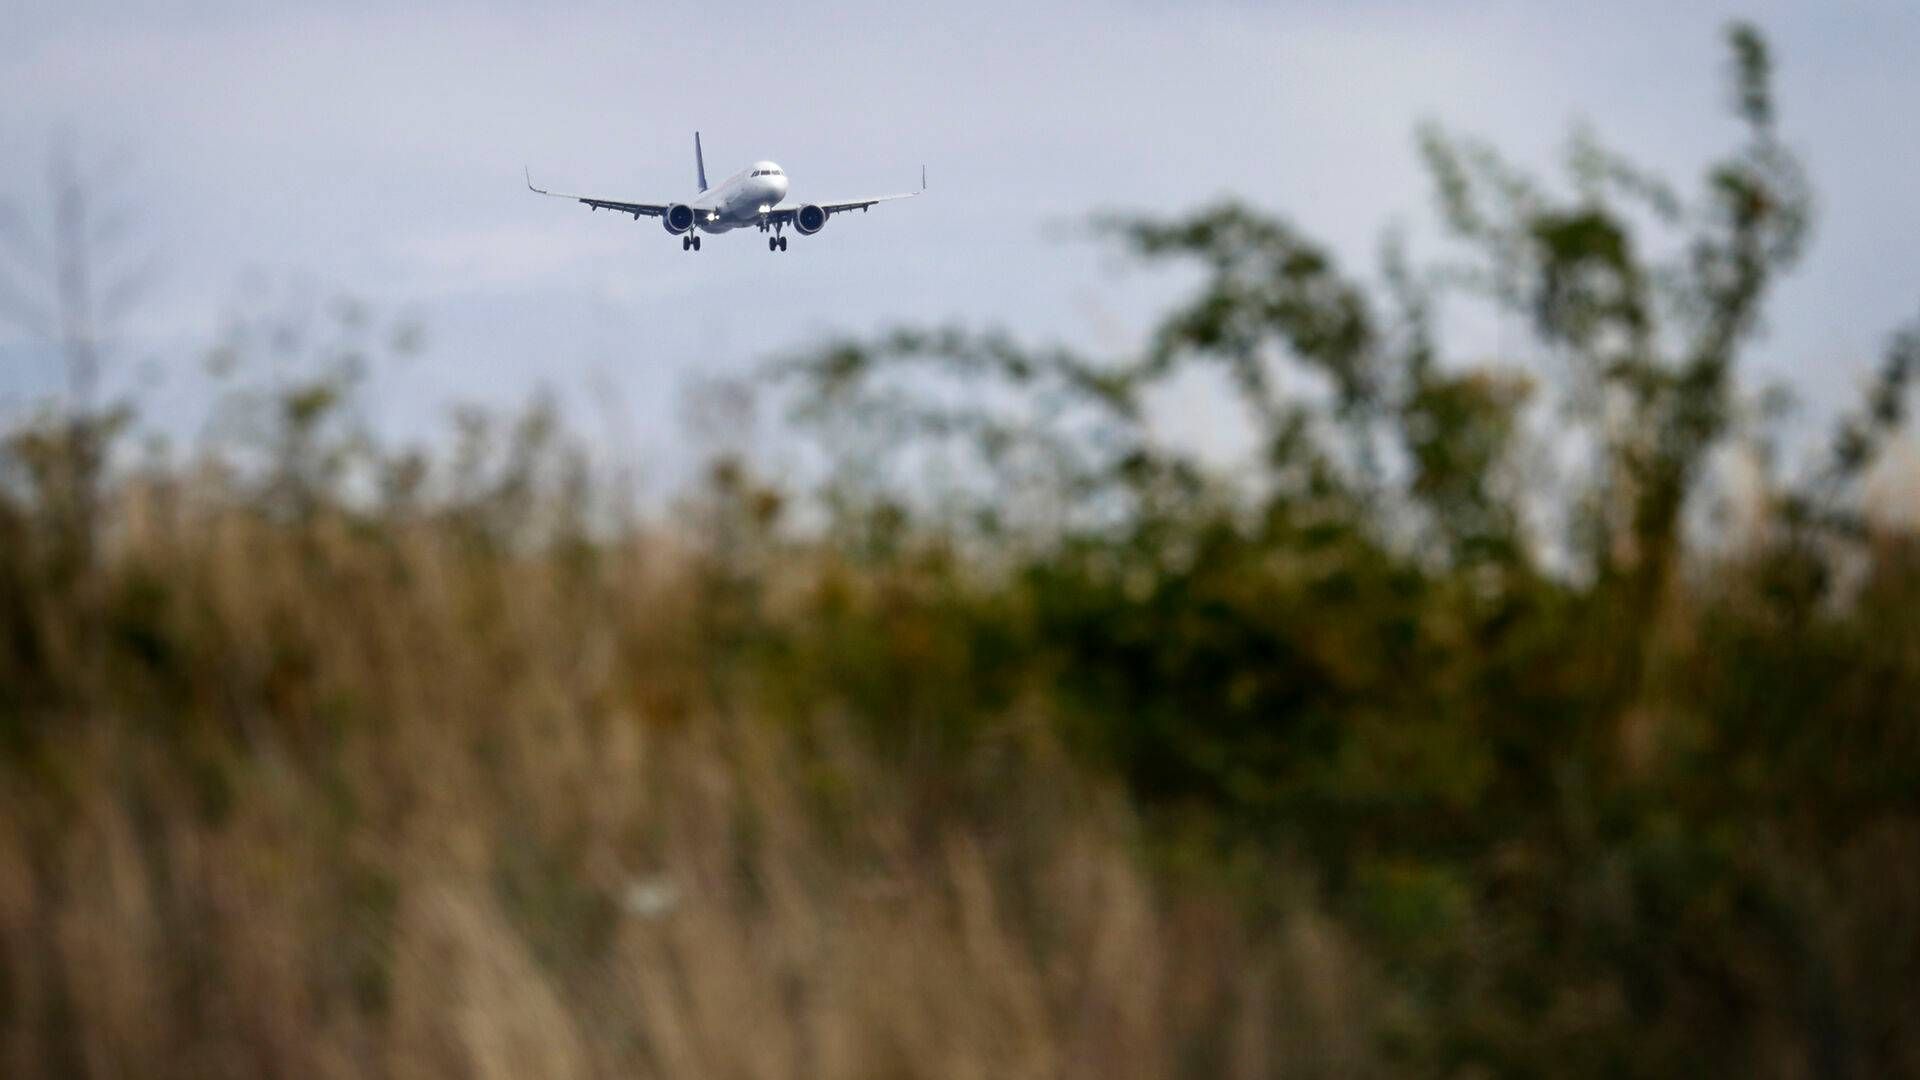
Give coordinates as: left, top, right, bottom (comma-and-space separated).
525, 169, 681, 219
767, 166, 927, 225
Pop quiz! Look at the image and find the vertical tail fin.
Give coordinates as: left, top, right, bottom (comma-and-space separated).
695, 131, 709, 192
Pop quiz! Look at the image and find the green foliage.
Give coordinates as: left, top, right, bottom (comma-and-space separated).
771, 21, 1920, 1077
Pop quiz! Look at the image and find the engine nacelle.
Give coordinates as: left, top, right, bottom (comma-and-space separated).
662, 204, 695, 235
793, 204, 827, 236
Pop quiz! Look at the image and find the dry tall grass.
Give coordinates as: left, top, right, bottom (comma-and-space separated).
0, 479, 1381, 1079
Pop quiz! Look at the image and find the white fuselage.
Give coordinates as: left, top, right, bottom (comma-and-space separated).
692, 160, 791, 233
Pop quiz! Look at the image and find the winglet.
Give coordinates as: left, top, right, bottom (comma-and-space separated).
524, 166, 566, 198
921, 164, 927, 191
695, 132, 709, 193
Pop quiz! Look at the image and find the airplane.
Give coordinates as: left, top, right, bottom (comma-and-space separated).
527, 132, 924, 253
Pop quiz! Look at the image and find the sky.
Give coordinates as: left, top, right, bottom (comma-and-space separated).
3, 0, 1918, 491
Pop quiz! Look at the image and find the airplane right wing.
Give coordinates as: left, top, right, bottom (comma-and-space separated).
525, 169, 693, 219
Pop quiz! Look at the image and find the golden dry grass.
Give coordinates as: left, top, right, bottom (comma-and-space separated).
0, 482, 1383, 1079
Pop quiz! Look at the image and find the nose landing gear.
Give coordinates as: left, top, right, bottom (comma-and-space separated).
759, 213, 790, 253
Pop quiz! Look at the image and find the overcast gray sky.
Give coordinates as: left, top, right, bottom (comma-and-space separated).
4, 0, 1918, 486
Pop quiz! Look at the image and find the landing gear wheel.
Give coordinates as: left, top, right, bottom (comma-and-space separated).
692, 236, 701, 251
778, 236, 788, 252
681, 236, 690, 251
769, 237, 777, 252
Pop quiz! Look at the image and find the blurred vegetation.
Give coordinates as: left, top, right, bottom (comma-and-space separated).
3, 22, 1919, 1080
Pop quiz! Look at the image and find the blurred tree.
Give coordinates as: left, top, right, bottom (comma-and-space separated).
0, 142, 151, 573
780, 22, 1919, 1077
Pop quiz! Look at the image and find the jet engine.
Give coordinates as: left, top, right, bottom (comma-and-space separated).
793, 204, 827, 236
662, 204, 695, 235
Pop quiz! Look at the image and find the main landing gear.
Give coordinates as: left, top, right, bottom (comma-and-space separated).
681, 234, 701, 252
766, 236, 788, 253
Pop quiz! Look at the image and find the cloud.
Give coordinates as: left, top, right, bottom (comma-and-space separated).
1, 0, 1915, 465
394, 222, 635, 294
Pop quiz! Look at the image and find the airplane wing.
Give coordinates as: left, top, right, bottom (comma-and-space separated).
768, 166, 927, 225
525, 169, 695, 219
